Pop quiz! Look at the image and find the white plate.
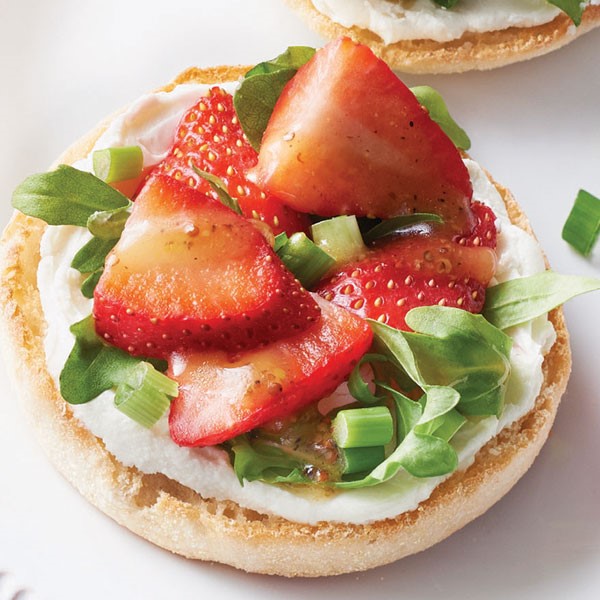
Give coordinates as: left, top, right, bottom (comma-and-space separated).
0, 2, 599, 598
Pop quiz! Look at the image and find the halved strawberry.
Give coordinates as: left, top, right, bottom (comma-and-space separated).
316, 228, 497, 331
155, 87, 311, 236
94, 174, 320, 358
168, 295, 373, 447
252, 37, 474, 233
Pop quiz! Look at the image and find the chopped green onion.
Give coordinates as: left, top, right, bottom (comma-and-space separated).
276, 232, 335, 288
339, 446, 385, 475
273, 232, 289, 253
562, 189, 600, 256
333, 406, 393, 448
348, 353, 389, 405
114, 362, 178, 428
363, 213, 444, 244
311, 215, 367, 265
192, 166, 242, 214
93, 146, 143, 184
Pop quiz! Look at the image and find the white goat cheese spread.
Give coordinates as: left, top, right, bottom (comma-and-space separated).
311, 0, 597, 44
37, 83, 555, 525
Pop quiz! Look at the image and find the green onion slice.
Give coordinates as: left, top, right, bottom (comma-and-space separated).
311, 215, 367, 265
275, 232, 335, 289
93, 146, 144, 184
363, 213, 444, 244
273, 232, 289, 253
333, 406, 393, 449
339, 446, 385, 476
562, 189, 600, 256
114, 362, 178, 428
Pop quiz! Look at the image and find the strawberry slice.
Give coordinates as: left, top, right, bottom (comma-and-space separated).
94, 174, 320, 358
168, 295, 373, 447
155, 87, 311, 236
252, 37, 474, 233
317, 221, 497, 331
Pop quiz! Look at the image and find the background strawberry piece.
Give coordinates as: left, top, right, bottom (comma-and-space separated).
168, 295, 373, 447
94, 175, 320, 358
316, 229, 497, 331
155, 87, 311, 236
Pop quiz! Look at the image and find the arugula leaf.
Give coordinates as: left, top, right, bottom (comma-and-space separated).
71, 237, 118, 274
337, 386, 462, 487
70, 234, 119, 298
244, 46, 316, 78
192, 167, 242, 214
59, 316, 174, 423
348, 354, 390, 404
423, 408, 466, 442
411, 86, 471, 150
372, 307, 512, 417
547, 0, 585, 25
231, 438, 310, 485
60, 316, 145, 404
80, 270, 104, 299
11, 164, 134, 298
12, 165, 129, 227
363, 213, 444, 244
386, 386, 422, 440
415, 386, 461, 430
484, 271, 600, 330
390, 431, 458, 477
234, 46, 315, 151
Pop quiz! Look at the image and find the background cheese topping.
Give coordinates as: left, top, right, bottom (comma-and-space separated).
311, 0, 596, 43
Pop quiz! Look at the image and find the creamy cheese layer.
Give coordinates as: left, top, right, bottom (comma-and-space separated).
311, 0, 597, 44
38, 84, 555, 525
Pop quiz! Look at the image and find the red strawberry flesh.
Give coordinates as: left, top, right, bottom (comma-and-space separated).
457, 201, 497, 248
93, 174, 320, 358
317, 205, 497, 330
155, 87, 311, 236
252, 37, 474, 233
168, 295, 373, 447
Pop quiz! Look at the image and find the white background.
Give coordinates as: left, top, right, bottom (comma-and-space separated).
0, 1, 599, 598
